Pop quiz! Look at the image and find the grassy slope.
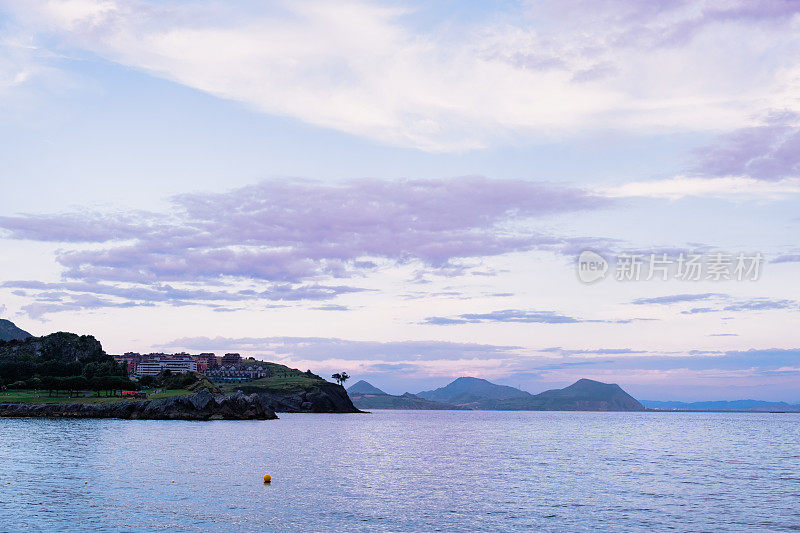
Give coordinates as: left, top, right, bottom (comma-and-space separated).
218, 362, 326, 395
1, 364, 330, 404
0, 388, 194, 405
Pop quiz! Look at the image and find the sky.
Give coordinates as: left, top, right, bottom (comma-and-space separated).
0, 0, 799, 401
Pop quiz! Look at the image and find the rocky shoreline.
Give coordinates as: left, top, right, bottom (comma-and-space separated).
0, 390, 278, 420
242, 381, 362, 413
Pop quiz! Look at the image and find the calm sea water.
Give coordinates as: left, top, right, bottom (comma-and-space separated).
1, 410, 799, 532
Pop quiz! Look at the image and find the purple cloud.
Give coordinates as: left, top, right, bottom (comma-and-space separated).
773, 254, 800, 264
631, 293, 726, 305
1, 279, 366, 319
157, 336, 521, 363
422, 309, 656, 325
1, 178, 606, 281
680, 297, 798, 314
536, 1, 800, 54
693, 111, 800, 181
0, 177, 609, 316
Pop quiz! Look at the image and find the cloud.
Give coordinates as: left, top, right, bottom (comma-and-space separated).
604, 175, 800, 200
421, 309, 654, 325
423, 309, 582, 325
693, 111, 800, 181
20, 293, 153, 320
604, 111, 800, 199
1, 178, 605, 279
773, 254, 800, 264
158, 336, 522, 363
311, 304, 351, 311
0, 177, 608, 317
540, 347, 646, 356
631, 293, 726, 305
680, 297, 798, 314
1, 279, 366, 319
5, 0, 800, 150
722, 299, 797, 312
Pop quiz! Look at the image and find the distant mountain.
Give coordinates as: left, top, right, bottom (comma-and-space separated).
347, 380, 467, 410
642, 399, 800, 412
417, 377, 644, 411
417, 377, 532, 404
349, 391, 468, 410
0, 319, 32, 342
347, 380, 386, 395
484, 379, 644, 411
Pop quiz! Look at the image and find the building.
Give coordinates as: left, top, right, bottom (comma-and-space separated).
221, 353, 242, 365
195, 353, 218, 372
113, 352, 143, 375
205, 364, 270, 382
134, 355, 198, 376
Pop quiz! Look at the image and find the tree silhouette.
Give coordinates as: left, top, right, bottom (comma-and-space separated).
331, 372, 350, 386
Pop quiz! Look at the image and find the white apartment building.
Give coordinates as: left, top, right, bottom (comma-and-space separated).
135, 357, 197, 376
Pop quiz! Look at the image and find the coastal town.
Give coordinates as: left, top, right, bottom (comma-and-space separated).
112, 352, 271, 383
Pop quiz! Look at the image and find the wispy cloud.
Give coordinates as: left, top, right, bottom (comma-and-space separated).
158, 336, 522, 363
421, 309, 654, 325
693, 111, 800, 181
631, 293, 726, 305
680, 297, 799, 314
603, 176, 800, 200
5, 0, 800, 150
423, 309, 582, 325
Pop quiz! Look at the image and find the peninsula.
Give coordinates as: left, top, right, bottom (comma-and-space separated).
0, 325, 359, 418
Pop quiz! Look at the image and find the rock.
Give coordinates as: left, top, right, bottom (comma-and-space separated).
247, 381, 362, 413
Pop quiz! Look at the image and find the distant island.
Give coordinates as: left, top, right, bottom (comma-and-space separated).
347, 380, 469, 410
351, 376, 800, 412
641, 399, 800, 412
350, 376, 645, 411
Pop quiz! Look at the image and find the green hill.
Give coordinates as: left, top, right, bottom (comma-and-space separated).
217, 363, 359, 413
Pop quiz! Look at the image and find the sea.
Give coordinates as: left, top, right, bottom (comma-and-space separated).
1, 410, 798, 532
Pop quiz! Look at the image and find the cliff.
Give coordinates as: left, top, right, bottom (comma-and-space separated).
0, 390, 278, 420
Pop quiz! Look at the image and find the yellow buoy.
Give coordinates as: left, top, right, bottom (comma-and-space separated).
263, 474, 271, 484
84, 481, 88, 485
171, 480, 175, 484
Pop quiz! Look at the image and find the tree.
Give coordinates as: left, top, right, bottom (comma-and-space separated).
331, 372, 350, 386
41, 376, 57, 397
90, 376, 105, 397
138, 375, 156, 388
